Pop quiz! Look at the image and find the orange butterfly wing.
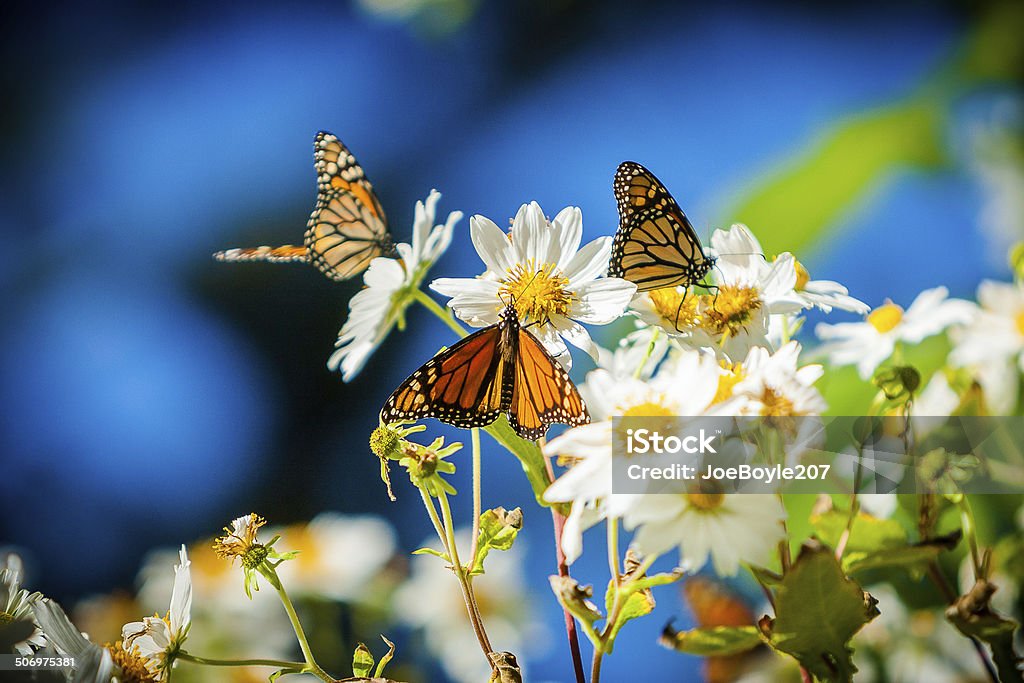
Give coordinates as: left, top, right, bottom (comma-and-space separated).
508, 325, 589, 440
381, 324, 507, 429
213, 131, 396, 281
305, 131, 397, 281
609, 161, 713, 292
382, 311, 589, 440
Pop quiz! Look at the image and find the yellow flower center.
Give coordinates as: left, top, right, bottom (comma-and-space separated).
109, 641, 158, 682
0, 611, 12, 625
621, 400, 676, 417
867, 302, 903, 334
1015, 310, 1024, 337
648, 287, 700, 329
759, 387, 797, 417
713, 361, 744, 404
794, 260, 810, 291
499, 260, 573, 323
701, 286, 762, 337
686, 491, 725, 510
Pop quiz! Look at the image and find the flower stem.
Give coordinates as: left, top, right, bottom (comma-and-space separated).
590, 649, 603, 683
176, 652, 306, 670
436, 489, 495, 660
259, 567, 333, 682
607, 517, 622, 588
469, 428, 483, 565
413, 288, 468, 337
541, 444, 587, 683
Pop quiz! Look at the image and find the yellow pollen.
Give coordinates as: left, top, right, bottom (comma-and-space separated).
1015, 310, 1024, 337
794, 260, 810, 291
0, 612, 12, 625
648, 287, 700, 329
687, 491, 725, 510
867, 302, 904, 334
109, 641, 158, 683
713, 361, 745, 404
760, 387, 797, 417
701, 286, 762, 337
500, 260, 573, 323
621, 401, 675, 417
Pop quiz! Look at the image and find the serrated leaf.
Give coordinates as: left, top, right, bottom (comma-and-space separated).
659, 624, 763, 656
471, 507, 523, 575
352, 642, 374, 678
759, 543, 878, 683
374, 635, 396, 678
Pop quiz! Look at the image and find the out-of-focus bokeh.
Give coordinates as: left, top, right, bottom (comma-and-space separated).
2, 0, 1021, 680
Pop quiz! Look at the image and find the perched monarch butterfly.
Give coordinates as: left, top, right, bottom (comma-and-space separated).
381, 306, 590, 440
608, 161, 716, 292
213, 131, 398, 281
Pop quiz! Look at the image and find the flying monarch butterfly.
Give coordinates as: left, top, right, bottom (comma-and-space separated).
608, 161, 716, 292
380, 306, 590, 441
213, 131, 398, 281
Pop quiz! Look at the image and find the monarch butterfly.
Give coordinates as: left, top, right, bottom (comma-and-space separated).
381, 306, 590, 440
213, 131, 398, 281
608, 161, 716, 292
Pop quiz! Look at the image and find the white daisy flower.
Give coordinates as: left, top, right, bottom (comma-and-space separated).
815, 287, 975, 380
394, 529, 543, 683
625, 492, 787, 576
729, 341, 827, 417
543, 350, 726, 562
949, 279, 1024, 413
594, 326, 670, 381
121, 546, 192, 681
430, 201, 636, 367
664, 224, 804, 358
1, 554, 46, 655
328, 190, 463, 381
713, 224, 868, 314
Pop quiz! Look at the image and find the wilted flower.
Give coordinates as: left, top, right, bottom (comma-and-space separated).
121, 546, 192, 681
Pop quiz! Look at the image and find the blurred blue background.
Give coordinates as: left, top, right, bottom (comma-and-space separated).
1, 0, 1021, 680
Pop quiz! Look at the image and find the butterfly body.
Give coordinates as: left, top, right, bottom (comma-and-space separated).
214, 131, 397, 281
382, 307, 589, 441
609, 161, 715, 292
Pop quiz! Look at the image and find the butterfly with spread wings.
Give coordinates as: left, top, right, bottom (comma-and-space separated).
381, 306, 590, 441
214, 131, 398, 281
608, 161, 716, 292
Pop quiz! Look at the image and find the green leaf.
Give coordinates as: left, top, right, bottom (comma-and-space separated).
946, 579, 1023, 683
629, 570, 685, 593
269, 668, 303, 682
374, 635, 396, 678
352, 642, 374, 678
471, 507, 523, 575
759, 543, 879, 683
811, 509, 960, 573
603, 579, 655, 650
411, 547, 450, 562
659, 624, 763, 657
484, 417, 561, 511
549, 575, 603, 631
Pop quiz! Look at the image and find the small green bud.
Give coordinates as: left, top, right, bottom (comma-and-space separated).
873, 365, 921, 401
370, 425, 404, 460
